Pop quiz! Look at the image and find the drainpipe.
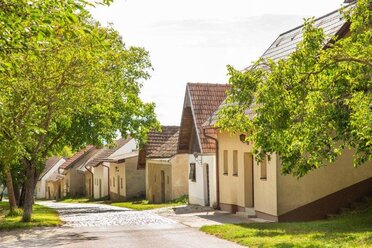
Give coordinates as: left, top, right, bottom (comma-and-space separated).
203, 128, 220, 210
84, 165, 94, 199
99, 163, 110, 200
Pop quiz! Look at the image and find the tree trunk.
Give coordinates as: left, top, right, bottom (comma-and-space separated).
14, 182, 20, 205
18, 184, 26, 207
22, 159, 38, 222
5, 170, 17, 211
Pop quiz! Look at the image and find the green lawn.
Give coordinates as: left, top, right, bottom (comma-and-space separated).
111, 196, 188, 211
201, 207, 372, 248
0, 201, 61, 231
56, 197, 93, 203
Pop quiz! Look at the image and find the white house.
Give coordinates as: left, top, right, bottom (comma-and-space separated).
178, 83, 229, 207
35, 156, 66, 199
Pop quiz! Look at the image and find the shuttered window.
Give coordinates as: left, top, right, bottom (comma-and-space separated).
189, 163, 196, 182
223, 150, 228, 175
233, 150, 238, 176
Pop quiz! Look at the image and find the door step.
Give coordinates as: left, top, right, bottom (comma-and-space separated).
236, 208, 256, 218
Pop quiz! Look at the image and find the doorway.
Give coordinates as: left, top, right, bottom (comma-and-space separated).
99, 179, 102, 199
117, 175, 120, 196
160, 171, 165, 203
244, 152, 254, 207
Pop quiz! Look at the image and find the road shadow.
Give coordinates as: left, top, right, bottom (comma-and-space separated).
0, 228, 99, 248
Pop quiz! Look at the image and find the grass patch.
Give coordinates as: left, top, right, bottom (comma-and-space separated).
0, 201, 61, 231
57, 197, 92, 203
112, 195, 188, 211
201, 206, 372, 248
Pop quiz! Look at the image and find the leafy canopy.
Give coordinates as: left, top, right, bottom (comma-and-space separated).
217, 0, 371, 177
0, 0, 159, 170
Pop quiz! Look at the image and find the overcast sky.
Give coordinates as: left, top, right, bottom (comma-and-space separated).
89, 0, 344, 125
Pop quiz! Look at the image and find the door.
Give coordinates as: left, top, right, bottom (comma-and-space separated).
48, 187, 51, 199
99, 179, 102, 199
205, 164, 210, 206
88, 178, 91, 197
160, 171, 165, 203
117, 175, 120, 196
244, 152, 254, 207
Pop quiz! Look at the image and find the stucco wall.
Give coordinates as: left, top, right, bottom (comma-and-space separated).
125, 157, 145, 199
171, 154, 189, 199
109, 162, 126, 200
146, 160, 172, 203
188, 154, 215, 207
36, 158, 65, 199
68, 168, 85, 197
92, 163, 109, 199
84, 171, 93, 198
218, 131, 254, 211
277, 149, 372, 215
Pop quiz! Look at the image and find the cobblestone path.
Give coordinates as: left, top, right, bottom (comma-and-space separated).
40, 201, 175, 227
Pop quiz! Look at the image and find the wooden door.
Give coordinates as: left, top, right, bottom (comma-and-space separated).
161, 171, 165, 203
244, 152, 254, 207
117, 175, 120, 196
99, 179, 102, 199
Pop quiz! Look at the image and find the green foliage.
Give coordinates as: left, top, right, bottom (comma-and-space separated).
217, 0, 371, 177
0, 0, 159, 171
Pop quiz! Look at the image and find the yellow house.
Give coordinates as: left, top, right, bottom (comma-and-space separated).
142, 126, 188, 203
80, 137, 145, 200
203, 3, 372, 221
213, 131, 372, 221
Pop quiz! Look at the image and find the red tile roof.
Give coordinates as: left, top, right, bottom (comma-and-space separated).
59, 145, 94, 169
137, 126, 179, 168
179, 83, 230, 154
84, 137, 132, 168
148, 130, 180, 158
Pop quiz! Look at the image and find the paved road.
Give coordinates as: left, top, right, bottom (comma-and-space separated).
0, 201, 243, 248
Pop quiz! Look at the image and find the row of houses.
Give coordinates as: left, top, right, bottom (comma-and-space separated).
36, 2, 371, 222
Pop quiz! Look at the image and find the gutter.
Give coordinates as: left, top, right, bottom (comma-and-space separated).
203, 128, 220, 210
84, 164, 94, 199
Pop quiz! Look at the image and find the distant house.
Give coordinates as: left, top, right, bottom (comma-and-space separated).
80, 138, 142, 200
178, 83, 229, 207
105, 138, 144, 201
57, 145, 98, 198
204, 3, 372, 222
141, 126, 188, 203
35, 156, 66, 199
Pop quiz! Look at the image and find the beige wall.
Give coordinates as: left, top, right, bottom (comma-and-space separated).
92, 163, 109, 199
218, 131, 278, 216
125, 157, 145, 199
109, 162, 126, 199
277, 149, 372, 215
170, 154, 189, 199
147, 160, 172, 203
218, 131, 252, 210
84, 171, 93, 198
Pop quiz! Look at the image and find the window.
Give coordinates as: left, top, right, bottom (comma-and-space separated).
223, 150, 228, 175
233, 150, 238, 176
260, 156, 267, 180
189, 163, 196, 182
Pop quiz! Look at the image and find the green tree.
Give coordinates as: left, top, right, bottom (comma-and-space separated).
217, 0, 371, 177
0, 1, 159, 221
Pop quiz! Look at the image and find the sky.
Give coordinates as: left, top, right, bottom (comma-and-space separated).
89, 0, 345, 125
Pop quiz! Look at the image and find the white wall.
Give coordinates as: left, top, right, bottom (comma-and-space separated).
110, 139, 137, 157
188, 154, 215, 207
36, 158, 65, 199
92, 162, 109, 199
